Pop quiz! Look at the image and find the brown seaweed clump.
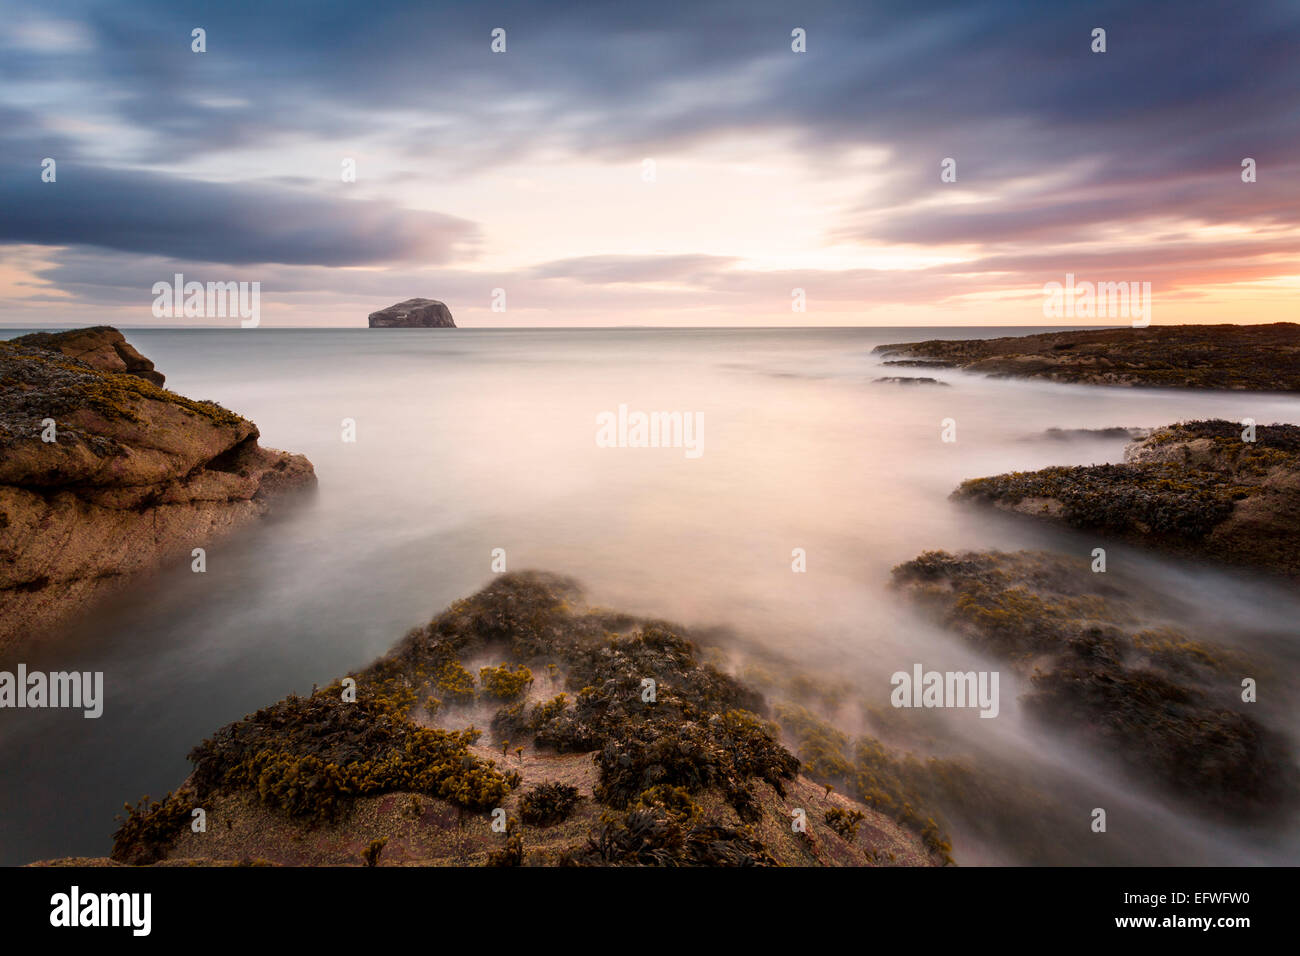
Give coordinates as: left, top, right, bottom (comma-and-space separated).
478, 663, 533, 700
563, 808, 777, 867
825, 807, 866, 841
111, 694, 512, 861
519, 782, 580, 826
185, 694, 512, 822
111, 790, 197, 865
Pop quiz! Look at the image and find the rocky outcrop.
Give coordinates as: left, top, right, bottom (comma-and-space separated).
891, 549, 1294, 819
104, 573, 945, 867
1040, 426, 1150, 441
873, 376, 949, 386
874, 322, 1300, 391
9, 326, 165, 386
952, 420, 1300, 577
881, 359, 956, 369
0, 330, 315, 647
367, 298, 455, 328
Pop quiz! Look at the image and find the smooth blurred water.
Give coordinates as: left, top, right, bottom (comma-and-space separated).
1, 327, 1297, 865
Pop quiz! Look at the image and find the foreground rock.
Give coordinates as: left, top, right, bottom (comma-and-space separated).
891, 549, 1295, 819
367, 298, 456, 328
953, 420, 1300, 577
0, 329, 315, 646
874, 323, 1300, 391
104, 573, 945, 867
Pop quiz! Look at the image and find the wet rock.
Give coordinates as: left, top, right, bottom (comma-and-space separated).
891, 549, 1295, 818
874, 323, 1300, 391
9, 326, 165, 386
953, 421, 1300, 577
0, 329, 315, 646
1041, 426, 1150, 441
873, 376, 949, 386
881, 359, 955, 369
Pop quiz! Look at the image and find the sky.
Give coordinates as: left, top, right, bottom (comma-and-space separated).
1, 0, 1297, 328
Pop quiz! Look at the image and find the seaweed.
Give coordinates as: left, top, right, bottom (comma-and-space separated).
825, 807, 866, 842
519, 782, 581, 826
187, 693, 510, 822
592, 709, 798, 818
485, 817, 524, 866
362, 837, 387, 867
891, 548, 1296, 818
115, 571, 943, 867
111, 790, 195, 864
478, 663, 533, 701
776, 703, 954, 861
951, 421, 1300, 574
567, 807, 776, 867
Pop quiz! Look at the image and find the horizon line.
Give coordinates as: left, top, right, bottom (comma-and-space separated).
6, 322, 1289, 332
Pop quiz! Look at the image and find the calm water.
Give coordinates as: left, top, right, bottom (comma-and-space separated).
2, 327, 1297, 865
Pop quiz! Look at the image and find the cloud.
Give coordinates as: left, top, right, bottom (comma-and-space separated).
0, 163, 479, 266
529, 254, 741, 284
0, 0, 1296, 324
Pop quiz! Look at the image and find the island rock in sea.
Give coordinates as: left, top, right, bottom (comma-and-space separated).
367, 298, 456, 328
0, 327, 316, 647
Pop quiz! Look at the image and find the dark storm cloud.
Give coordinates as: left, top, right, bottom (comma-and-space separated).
11, 0, 1297, 170
0, 162, 478, 266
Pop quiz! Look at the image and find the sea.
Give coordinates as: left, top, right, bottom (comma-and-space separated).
1, 326, 1296, 865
